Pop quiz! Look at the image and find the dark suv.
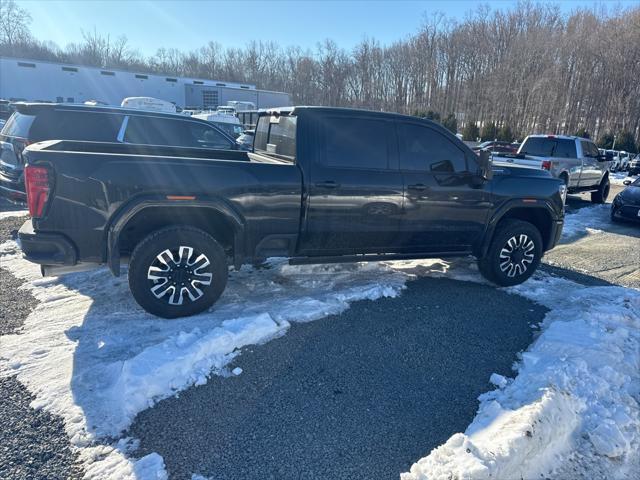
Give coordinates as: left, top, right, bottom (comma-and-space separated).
0, 103, 238, 202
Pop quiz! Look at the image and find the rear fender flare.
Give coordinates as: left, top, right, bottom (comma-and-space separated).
106, 197, 245, 276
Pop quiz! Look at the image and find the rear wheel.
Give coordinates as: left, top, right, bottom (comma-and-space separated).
478, 219, 543, 287
591, 176, 610, 204
129, 226, 228, 318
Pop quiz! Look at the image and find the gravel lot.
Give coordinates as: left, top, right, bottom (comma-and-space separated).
0, 214, 82, 479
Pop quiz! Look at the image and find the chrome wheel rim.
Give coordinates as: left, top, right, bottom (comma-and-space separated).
147, 246, 212, 305
499, 234, 535, 278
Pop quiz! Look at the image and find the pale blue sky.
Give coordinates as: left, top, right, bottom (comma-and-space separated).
19, 1, 635, 56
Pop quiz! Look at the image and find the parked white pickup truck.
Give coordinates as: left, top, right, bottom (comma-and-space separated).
493, 135, 611, 203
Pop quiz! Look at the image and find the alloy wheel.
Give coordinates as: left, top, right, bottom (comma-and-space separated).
499, 234, 535, 278
147, 246, 213, 305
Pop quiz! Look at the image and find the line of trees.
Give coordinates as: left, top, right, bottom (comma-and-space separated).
1, 1, 639, 150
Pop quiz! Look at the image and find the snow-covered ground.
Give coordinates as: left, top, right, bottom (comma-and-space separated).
610, 172, 635, 186
0, 209, 29, 219
1, 201, 638, 479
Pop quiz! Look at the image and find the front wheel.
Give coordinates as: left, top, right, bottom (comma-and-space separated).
478, 219, 543, 287
128, 226, 228, 318
591, 177, 610, 204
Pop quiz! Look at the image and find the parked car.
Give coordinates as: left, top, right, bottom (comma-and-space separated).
236, 129, 255, 149
18, 106, 565, 318
0, 103, 238, 202
0, 99, 13, 121
611, 177, 640, 223
493, 135, 611, 203
618, 151, 631, 171
472, 141, 518, 154
629, 154, 640, 176
607, 150, 621, 172
192, 111, 244, 138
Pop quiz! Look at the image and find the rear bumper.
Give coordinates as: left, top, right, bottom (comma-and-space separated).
18, 219, 77, 266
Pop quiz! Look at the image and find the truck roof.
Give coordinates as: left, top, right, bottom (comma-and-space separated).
263, 105, 450, 134
12, 102, 191, 121
525, 134, 592, 142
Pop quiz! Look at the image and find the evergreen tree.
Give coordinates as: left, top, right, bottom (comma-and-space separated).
442, 113, 457, 134
497, 125, 515, 142
574, 128, 590, 139
597, 132, 615, 149
462, 121, 480, 141
480, 122, 498, 141
615, 131, 638, 153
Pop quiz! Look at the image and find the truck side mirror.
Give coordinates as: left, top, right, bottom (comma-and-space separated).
478, 149, 493, 181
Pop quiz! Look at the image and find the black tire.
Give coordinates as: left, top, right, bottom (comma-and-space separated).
610, 205, 620, 223
559, 173, 569, 203
478, 219, 543, 287
591, 176, 610, 204
128, 226, 228, 318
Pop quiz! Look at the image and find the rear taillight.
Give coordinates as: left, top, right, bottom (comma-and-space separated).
541, 160, 551, 170
25, 165, 50, 218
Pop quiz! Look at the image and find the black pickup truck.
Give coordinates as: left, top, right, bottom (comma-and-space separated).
18, 107, 565, 318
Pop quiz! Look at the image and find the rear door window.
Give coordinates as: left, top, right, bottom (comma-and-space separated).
322, 117, 390, 169
124, 116, 184, 146
398, 123, 468, 173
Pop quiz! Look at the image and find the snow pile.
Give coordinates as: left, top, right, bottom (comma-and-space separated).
403, 273, 640, 480
2, 239, 450, 478
561, 203, 611, 241
0, 209, 28, 219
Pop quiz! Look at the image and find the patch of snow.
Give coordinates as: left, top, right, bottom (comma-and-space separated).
0, 209, 28, 219
0, 238, 476, 478
403, 273, 640, 480
561, 204, 611, 241
610, 172, 634, 186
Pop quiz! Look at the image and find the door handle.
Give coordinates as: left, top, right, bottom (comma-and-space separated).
407, 183, 428, 191
315, 181, 340, 189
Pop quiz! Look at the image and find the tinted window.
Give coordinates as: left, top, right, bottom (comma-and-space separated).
398, 123, 467, 173
1, 112, 36, 138
580, 140, 599, 158
323, 117, 389, 169
519, 137, 577, 158
254, 115, 297, 160
125, 116, 233, 149
187, 122, 233, 149
29, 110, 123, 142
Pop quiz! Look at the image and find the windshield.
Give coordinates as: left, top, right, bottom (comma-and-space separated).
519, 137, 577, 158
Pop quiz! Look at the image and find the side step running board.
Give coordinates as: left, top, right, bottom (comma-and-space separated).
289, 251, 472, 265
